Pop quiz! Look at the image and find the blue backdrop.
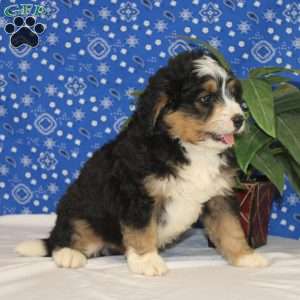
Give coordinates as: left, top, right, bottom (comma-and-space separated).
0, 0, 299, 240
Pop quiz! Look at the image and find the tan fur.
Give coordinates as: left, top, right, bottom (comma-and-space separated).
202, 196, 252, 265
195, 80, 218, 111
203, 79, 217, 93
164, 100, 237, 144
164, 111, 206, 144
72, 219, 104, 257
208, 102, 226, 121
203, 102, 234, 134
123, 219, 157, 255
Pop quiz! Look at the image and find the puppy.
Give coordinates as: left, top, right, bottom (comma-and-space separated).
16, 50, 269, 276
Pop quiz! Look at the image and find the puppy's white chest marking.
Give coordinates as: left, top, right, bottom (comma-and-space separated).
147, 143, 232, 248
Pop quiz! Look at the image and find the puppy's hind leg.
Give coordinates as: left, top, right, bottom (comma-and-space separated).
53, 219, 104, 269
202, 196, 269, 268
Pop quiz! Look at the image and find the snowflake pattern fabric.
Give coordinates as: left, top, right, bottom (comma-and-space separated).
269, 179, 300, 240
0, 0, 299, 239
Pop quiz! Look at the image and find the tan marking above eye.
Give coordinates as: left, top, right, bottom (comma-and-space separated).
202, 79, 217, 93
227, 79, 241, 96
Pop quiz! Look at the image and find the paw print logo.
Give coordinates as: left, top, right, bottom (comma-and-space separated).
4, 16, 45, 48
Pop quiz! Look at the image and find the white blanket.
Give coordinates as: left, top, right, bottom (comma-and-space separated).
0, 215, 299, 300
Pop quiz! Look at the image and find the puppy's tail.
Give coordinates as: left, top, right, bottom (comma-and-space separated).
15, 239, 52, 257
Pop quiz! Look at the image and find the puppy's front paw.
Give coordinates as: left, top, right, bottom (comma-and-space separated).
53, 247, 87, 268
127, 250, 168, 276
233, 252, 269, 268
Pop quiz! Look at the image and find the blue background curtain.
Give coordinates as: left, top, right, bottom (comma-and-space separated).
0, 0, 299, 239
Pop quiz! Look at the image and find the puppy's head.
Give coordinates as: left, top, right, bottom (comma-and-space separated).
137, 50, 244, 150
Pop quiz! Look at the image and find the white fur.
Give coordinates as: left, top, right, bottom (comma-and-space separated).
127, 248, 168, 276
194, 56, 244, 139
16, 240, 47, 257
194, 55, 227, 80
155, 143, 232, 247
234, 253, 270, 268
204, 99, 244, 148
53, 247, 87, 268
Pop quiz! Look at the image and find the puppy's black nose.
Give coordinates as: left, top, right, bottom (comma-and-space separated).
232, 114, 244, 130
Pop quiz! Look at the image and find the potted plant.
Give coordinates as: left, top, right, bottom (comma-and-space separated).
234, 74, 300, 247
190, 39, 300, 248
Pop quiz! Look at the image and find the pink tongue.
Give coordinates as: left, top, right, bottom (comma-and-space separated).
223, 134, 235, 145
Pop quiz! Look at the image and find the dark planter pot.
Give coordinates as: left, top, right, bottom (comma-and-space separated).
208, 181, 276, 249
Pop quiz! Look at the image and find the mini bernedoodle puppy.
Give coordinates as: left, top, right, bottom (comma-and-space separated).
16, 50, 269, 276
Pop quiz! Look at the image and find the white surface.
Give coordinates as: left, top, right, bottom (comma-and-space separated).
0, 215, 300, 300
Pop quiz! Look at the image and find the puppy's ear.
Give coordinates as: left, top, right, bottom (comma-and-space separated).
136, 67, 172, 132
137, 90, 170, 133
152, 94, 169, 128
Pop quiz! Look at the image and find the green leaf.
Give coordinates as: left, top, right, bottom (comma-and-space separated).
273, 83, 299, 98
119, 117, 131, 131
276, 153, 300, 195
235, 123, 272, 172
129, 90, 143, 97
249, 66, 300, 78
274, 91, 300, 114
277, 112, 300, 165
263, 76, 291, 85
251, 146, 285, 193
241, 79, 276, 137
175, 35, 231, 71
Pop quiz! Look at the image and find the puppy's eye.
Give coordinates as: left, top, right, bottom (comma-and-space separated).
198, 95, 212, 104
